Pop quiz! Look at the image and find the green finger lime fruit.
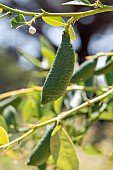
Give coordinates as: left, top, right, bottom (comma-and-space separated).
41, 31, 75, 105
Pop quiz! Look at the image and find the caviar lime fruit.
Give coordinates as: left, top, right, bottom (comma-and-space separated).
41, 31, 75, 105
71, 58, 97, 84
94, 58, 113, 75
26, 124, 55, 166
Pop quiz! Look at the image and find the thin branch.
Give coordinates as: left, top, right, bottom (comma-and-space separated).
0, 11, 11, 19
0, 86, 42, 100
0, 88, 113, 149
0, 85, 111, 100
1, 3, 113, 19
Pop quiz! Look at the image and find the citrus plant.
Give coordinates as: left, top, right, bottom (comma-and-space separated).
0, 0, 113, 169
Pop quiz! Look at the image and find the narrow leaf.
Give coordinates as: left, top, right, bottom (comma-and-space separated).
69, 25, 76, 40
83, 145, 102, 155
81, 0, 91, 4
105, 68, 113, 85
0, 126, 9, 145
99, 111, 113, 120
22, 98, 36, 122
50, 125, 61, 163
109, 151, 113, 161
40, 35, 55, 53
0, 8, 3, 13
42, 16, 66, 26
17, 48, 42, 68
55, 128, 79, 170
0, 115, 7, 131
10, 14, 26, 29
53, 95, 64, 114
41, 47, 55, 67
62, 0, 91, 6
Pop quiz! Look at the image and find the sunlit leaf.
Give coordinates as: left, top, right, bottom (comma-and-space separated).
42, 16, 66, 26
17, 48, 42, 69
32, 71, 48, 78
53, 95, 64, 114
83, 145, 102, 155
0, 115, 7, 131
0, 126, 9, 145
41, 47, 55, 67
0, 8, 3, 13
99, 111, 113, 120
10, 14, 26, 29
47, 155, 54, 165
22, 98, 36, 122
109, 151, 113, 161
39, 111, 54, 123
54, 127, 79, 170
50, 125, 61, 163
69, 25, 76, 40
40, 35, 55, 53
62, 0, 91, 6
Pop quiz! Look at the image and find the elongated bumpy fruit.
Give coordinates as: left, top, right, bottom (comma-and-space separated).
41, 31, 75, 105
71, 58, 97, 84
26, 124, 55, 166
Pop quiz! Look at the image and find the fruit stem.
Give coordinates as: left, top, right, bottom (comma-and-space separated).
65, 17, 75, 33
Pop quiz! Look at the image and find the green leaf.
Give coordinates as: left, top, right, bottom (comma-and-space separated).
105, 68, 113, 85
32, 71, 48, 78
40, 35, 56, 67
0, 115, 7, 131
38, 163, 47, 170
50, 125, 61, 163
10, 14, 26, 29
53, 127, 79, 170
40, 35, 55, 53
83, 145, 102, 155
53, 95, 64, 114
2, 105, 17, 133
0, 126, 9, 145
22, 98, 36, 122
69, 25, 76, 40
81, 0, 91, 4
17, 48, 42, 69
62, 0, 91, 6
109, 151, 113, 161
42, 16, 66, 26
0, 96, 21, 113
41, 47, 55, 67
0, 8, 3, 13
99, 111, 113, 120
39, 111, 54, 123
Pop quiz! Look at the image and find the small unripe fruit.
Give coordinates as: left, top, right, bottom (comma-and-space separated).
41, 31, 75, 105
29, 26, 36, 34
